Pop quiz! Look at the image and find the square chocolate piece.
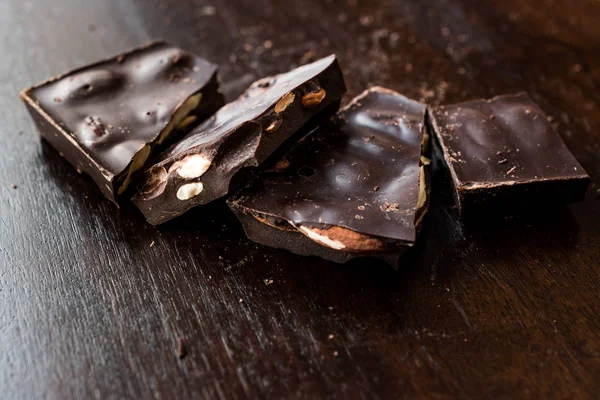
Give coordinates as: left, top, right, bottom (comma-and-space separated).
131, 55, 346, 225
228, 87, 430, 267
429, 93, 590, 214
20, 40, 224, 203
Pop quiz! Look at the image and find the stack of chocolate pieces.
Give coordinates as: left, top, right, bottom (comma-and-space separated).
21, 41, 590, 268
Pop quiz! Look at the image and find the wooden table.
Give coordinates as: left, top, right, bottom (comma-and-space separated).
1, 0, 599, 398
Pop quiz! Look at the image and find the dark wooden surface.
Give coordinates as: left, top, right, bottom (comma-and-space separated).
1, 0, 599, 398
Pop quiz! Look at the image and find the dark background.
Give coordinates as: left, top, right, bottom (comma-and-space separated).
1, 0, 599, 398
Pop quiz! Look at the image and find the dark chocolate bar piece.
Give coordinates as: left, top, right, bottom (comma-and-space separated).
131, 55, 346, 225
228, 87, 430, 267
20, 40, 224, 203
429, 93, 590, 214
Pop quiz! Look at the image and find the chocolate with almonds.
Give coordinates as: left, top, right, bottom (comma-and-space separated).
228, 87, 430, 267
20, 40, 224, 203
132, 55, 346, 225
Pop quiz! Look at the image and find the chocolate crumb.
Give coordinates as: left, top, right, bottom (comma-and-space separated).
177, 338, 187, 359
11, 184, 17, 189
373, 186, 380, 191
506, 166, 517, 175
498, 159, 507, 164
328, 334, 335, 340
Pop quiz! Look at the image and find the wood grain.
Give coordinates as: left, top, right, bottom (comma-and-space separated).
1, 0, 599, 398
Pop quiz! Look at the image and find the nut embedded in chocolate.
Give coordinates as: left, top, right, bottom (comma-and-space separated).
274, 92, 296, 113
20, 40, 225, 204
301, 88, 327, 108
132, 54, 347, 225
227, 87, 430, 267
175, 154, 212, 179
265, 118, 283, 133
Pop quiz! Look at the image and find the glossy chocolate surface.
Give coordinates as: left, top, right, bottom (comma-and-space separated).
132, 55, 346, 225
429, 93, 590, 210
228, 87, 428, 262
21, 40, 223, 202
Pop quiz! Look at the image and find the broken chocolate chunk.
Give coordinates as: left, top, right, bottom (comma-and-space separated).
132, 55, 346, 225
228, 87, 430, 267
20, 40, 224, 203
429, 92, 590, 215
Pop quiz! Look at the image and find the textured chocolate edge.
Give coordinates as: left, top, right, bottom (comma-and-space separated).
415, 121, 432, 226
427, 108, 464, 212
414, 162, 431, 228
228, 203, 407, 268
428, 111, 463, 213
459, 176, 591, 213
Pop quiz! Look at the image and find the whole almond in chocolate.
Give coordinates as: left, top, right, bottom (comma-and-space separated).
20, 40, 224, 203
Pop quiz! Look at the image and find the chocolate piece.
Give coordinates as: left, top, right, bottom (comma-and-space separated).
228, 87, 430, 267
132, 55, 346, 225
20, 40, 224, 203
429, 93, 590, 214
